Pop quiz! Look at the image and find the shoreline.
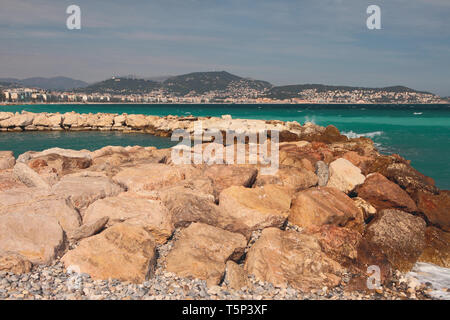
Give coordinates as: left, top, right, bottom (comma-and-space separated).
2, 102, 450, 106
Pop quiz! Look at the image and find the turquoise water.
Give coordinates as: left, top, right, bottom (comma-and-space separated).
1, 104, 449, 189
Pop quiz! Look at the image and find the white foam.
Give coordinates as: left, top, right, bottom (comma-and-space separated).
406, 262, 450, 300
341, 130, 383, 139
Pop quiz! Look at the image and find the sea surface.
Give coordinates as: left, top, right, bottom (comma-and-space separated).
1, 103, 449, 189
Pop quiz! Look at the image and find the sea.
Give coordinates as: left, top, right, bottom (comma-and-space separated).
1, 103, 449, 190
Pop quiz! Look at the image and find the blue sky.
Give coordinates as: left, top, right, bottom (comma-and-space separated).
1, 0, 449, 95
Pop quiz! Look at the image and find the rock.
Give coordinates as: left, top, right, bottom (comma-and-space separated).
289, 187, 360, 229
0, 170, 25, 191
414, 190, 450, 232
418, 227, 450, 268
84, 195, 174, 244
69, 216, 109, 242
0, 253, 32, 274
0, 196, 81, 238
356, 173, 417, 213
62, 223, 157, 283
21, 148, 92, 176
315, 161, 329, 187
304, 125, 348, 144
0, 212, 65, 264
255, 166, 318, 191
0, 113, 35, 128
244, 228, 344, 291
353, 197, 377, 221
113, 115, 127, 127
0, 151, 15, 170
342, 151, 373, 172
224, 261, 248, 290
0, 187, 51, 207
13, 162, 50, 190
360, 209, 426, 272
385, 162, 438, 195
165, 223, 247, 286
218, 185, 292, 237
202, 165, 258, 197
32, 113, 62, 128
52, 175, 123, 213
113, 163, 184, 192
306, 225, 362, 267
326, 158, 365, 193
160, 185, 222, 228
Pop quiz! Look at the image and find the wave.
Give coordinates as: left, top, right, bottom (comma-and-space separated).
341, 130, 383, 139
413, 112, 423, 115
406, 262, 450, 300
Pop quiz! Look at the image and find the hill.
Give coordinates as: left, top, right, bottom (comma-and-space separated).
78, 77, 161, 94
163, 71, 272, 96
0, 77, 88, 90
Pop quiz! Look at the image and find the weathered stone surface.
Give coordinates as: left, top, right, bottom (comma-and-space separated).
0, 151, 15, 170
0, 212, 65, 264
113, 163, 184, 192
165, 223, 247, 286
22, 148, 92, 176
0, 196, 81, 238
32, 113, 62, 128
84, 195, 173, 244
303, 125, 348, 144
0, 169, 25, 191
52, 175, 123, 213
13, 162, 50, 190
160, 185, 221, 228
244, 228, 344, 291
202, 165, 258, 197
315, 161, 329, 186
0, 253, 33, 274
306, 225, 362, 267
418, 227, 450, 268
224, 261, 249, 290
353, 197, 377, 221
327, 158, 365, 193
69, 217, 109, 242
414, 190, 450, 232
255, 166, 318, 191
219, 185, 292, 237
0, 112, 35, 128
289, 187, 360, 229
342, 151, 373, 172
360, 209, 426, 272
356, 173, 417, 213
62, 223, 157, 283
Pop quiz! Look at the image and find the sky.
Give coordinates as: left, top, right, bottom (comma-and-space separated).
1, 0, 449, 96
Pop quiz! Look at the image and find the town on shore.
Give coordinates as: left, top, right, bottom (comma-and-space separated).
1, 71, 447, 105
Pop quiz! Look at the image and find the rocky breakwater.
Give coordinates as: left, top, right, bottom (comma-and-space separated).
0, 117, 448, 300
0, 111, 307, 143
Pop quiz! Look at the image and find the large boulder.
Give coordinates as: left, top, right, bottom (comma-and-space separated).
52, 175, 123, 213
359, 209, 426, 272
113, 163, 184, 192
418, 227, 450, 268
165, 223, 247, 286
13, 162, 50, 190
0, 253, 33, 274
0, 196, 81, 238
160, 185, 222, 228
21, 148, 92, 176
202, 165, 258, 197
255, 166, 318, 191
84, 195, 174, 244
0, 113, 35, 128
32, 113, 62, 128
244, 228, 344, 291
224, 261, 249, 290
356, 173, 417, 213
62, 223, 157, 283
0, 151, 15, 170
326, 158, 365, 194
218, 185, 292, 237
0, 212, 65, 264
289, 187, 360, 229
414, 190, 450, 232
